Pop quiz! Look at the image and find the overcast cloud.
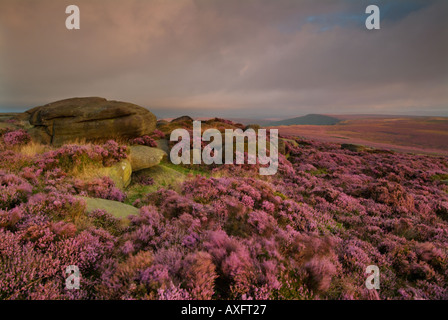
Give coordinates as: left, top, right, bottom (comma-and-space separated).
0, 0, 447, 118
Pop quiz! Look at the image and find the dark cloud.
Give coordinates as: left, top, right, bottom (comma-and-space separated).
0, 0, 447, 118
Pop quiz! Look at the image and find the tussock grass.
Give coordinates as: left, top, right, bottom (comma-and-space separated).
18, 141, 51, 157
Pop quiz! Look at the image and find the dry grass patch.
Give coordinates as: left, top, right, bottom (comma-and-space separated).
18, 141, 51, 157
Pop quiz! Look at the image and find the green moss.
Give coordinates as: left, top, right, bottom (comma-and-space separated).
430, 173, 448, 181
82, 196, 139, 220
125, 164, 188, 205
274, 191, 288, 200
307, 168, 329, 176
326, 222, 345, 235
163, 161, 211, 178
126, 185, 156, 205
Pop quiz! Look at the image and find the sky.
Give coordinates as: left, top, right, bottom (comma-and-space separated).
0, 0, 447, 119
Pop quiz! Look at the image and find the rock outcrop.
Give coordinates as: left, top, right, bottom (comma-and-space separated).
24, 97, 157, 145
129, 146, 167, 172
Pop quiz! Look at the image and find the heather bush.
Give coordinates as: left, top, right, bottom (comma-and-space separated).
152, 129, 166, 139
88, 209, 125, 237
2, 129, 31, 148
22, 192, 86, 225
133, 174, 155, 186
74, 177, 126, 202
0, 227, 116, 299
0, 150, 34, 172
39, 140, 127, 172
0, 188, 118, 299
129, 135, 158, 147
0, 171, 32, 210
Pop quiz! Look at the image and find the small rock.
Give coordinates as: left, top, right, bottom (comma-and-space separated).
129, 146, 167, 172
98, 159, 132, 189
81, 196, 139, 219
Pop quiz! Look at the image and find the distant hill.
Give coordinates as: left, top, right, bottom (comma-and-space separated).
266, 114, 341, 126
227, 118, 274, 126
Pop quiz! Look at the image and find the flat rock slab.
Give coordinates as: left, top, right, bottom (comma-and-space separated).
133, 164, 186, 186
81, 196, 139, 219
24, 97, 157, 145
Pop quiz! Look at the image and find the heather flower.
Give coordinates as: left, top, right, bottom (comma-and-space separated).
152, 129, 166, 139
2, 129, 31, 148
74, 177, 126, 202
129, 135, 158, 147
0, 171, 33, 210
247, 210, 276, 235
133, 174, 154, 186
39, 140, 127, 171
